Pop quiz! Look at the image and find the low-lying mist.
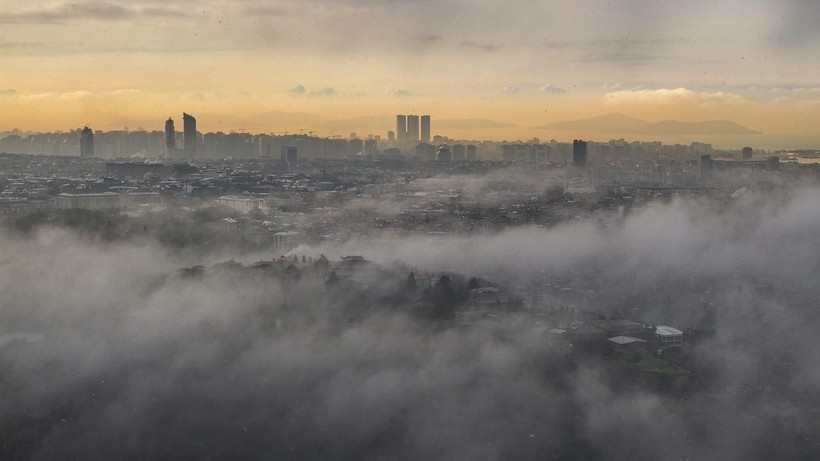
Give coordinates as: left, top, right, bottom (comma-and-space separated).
1, 184, 819, 460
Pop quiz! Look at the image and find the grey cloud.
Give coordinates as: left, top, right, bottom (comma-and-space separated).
460, 41, 503, 53
0, 1, 182, 24
389, 89, 414, 97
288, 84, 307, 96
541, 84, 567, 94
242, 5, 294, 17
415, 34, 442, 49
309, 87, 337, 97
577, 52, 666, 64
770, 0, 820, 46
502, 86, 520, 95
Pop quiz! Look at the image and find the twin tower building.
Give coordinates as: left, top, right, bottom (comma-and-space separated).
395, 115, 431, 143
165, 113, 197, 158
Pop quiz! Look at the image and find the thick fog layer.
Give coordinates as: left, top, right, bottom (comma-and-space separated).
1, 186, 819, 460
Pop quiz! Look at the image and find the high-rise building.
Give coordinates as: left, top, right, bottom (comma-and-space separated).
436, 144, 452, 162
164, 118, 175, 158
80, 126, 94, 158
407, 115, 420, 142
396, 115, 407, 141
363, 139, 378, 156
420, 115, 431, 142
700, 154, 713, 179
281, 146, 297, 163
387, 131, 395, 143
415, 142, 436, 161
572, 139, 588, 167
183, 112, 197, 158
466, 144, 477, 161
742, 146, 753, 159
349, 138, 363, 155
452, 144, 466, 161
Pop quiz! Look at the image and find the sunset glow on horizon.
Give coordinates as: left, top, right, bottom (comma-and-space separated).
2, 0, 819, 147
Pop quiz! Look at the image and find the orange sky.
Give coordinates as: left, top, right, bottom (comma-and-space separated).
2, 1, 820, 148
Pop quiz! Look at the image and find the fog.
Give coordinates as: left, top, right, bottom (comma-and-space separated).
1, 184, 819, 460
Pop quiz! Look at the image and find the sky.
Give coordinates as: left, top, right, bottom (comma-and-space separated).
1, 0, 820, 145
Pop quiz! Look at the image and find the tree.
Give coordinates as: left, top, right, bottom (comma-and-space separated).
430, 275, 456, 321
466, 277, 480, 291
404, 272, 417, 292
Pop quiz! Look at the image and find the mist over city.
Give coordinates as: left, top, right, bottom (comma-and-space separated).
2, 1, 820, 460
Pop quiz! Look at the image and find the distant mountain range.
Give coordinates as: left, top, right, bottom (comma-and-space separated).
195, 112, 518, 133
139, 111, 758, 139
535, 113, 761, 136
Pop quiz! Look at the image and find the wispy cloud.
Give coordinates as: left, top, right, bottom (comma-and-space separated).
0, 2, 183, 24
288, 84, 307, 96
309, 87, 337, 97
605, 87, 742, 104
460, 41, 503, 53
541, 84, 567, 94
578, 52, 666, 65
388, 89, 414, 97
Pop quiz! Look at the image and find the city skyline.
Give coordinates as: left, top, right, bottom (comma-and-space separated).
1, 1, 819, 148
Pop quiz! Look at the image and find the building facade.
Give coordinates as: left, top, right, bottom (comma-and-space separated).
183, 112, 197, 158
80, 127, 94, 158
420, 115, 431, 142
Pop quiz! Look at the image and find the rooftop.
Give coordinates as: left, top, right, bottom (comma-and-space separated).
655, 325, 684, 336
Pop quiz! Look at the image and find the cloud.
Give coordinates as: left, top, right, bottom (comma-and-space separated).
540, 84, 567, 94
770, 0, 820, 46
605, 87, 742, 105
288, 84, 307, 96
57, 90, 95, 100
501, 86, 520, 95
0, 2, 183, 24
0, 89, 18, 97
309, 87, 337, 97
414, 34, 442, 49
388, 89, 414, 98
460, 41, 503, 53
578, 52, 666, 65
2, 178, 820, 459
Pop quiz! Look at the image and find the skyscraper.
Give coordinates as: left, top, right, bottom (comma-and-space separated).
396, 115, 407, 141
701, 154, 713, 179
572, 139, 588, 167
183, 112, 196, 158
80, 126, 94, 158
407, 115, 420, 142
165, 117, 175, 158
466, 144, 477, 161
420, 115, 431, 142
452, 144, 465, 161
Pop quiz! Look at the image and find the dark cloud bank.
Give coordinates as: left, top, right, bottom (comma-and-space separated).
1, 182, 820, 460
